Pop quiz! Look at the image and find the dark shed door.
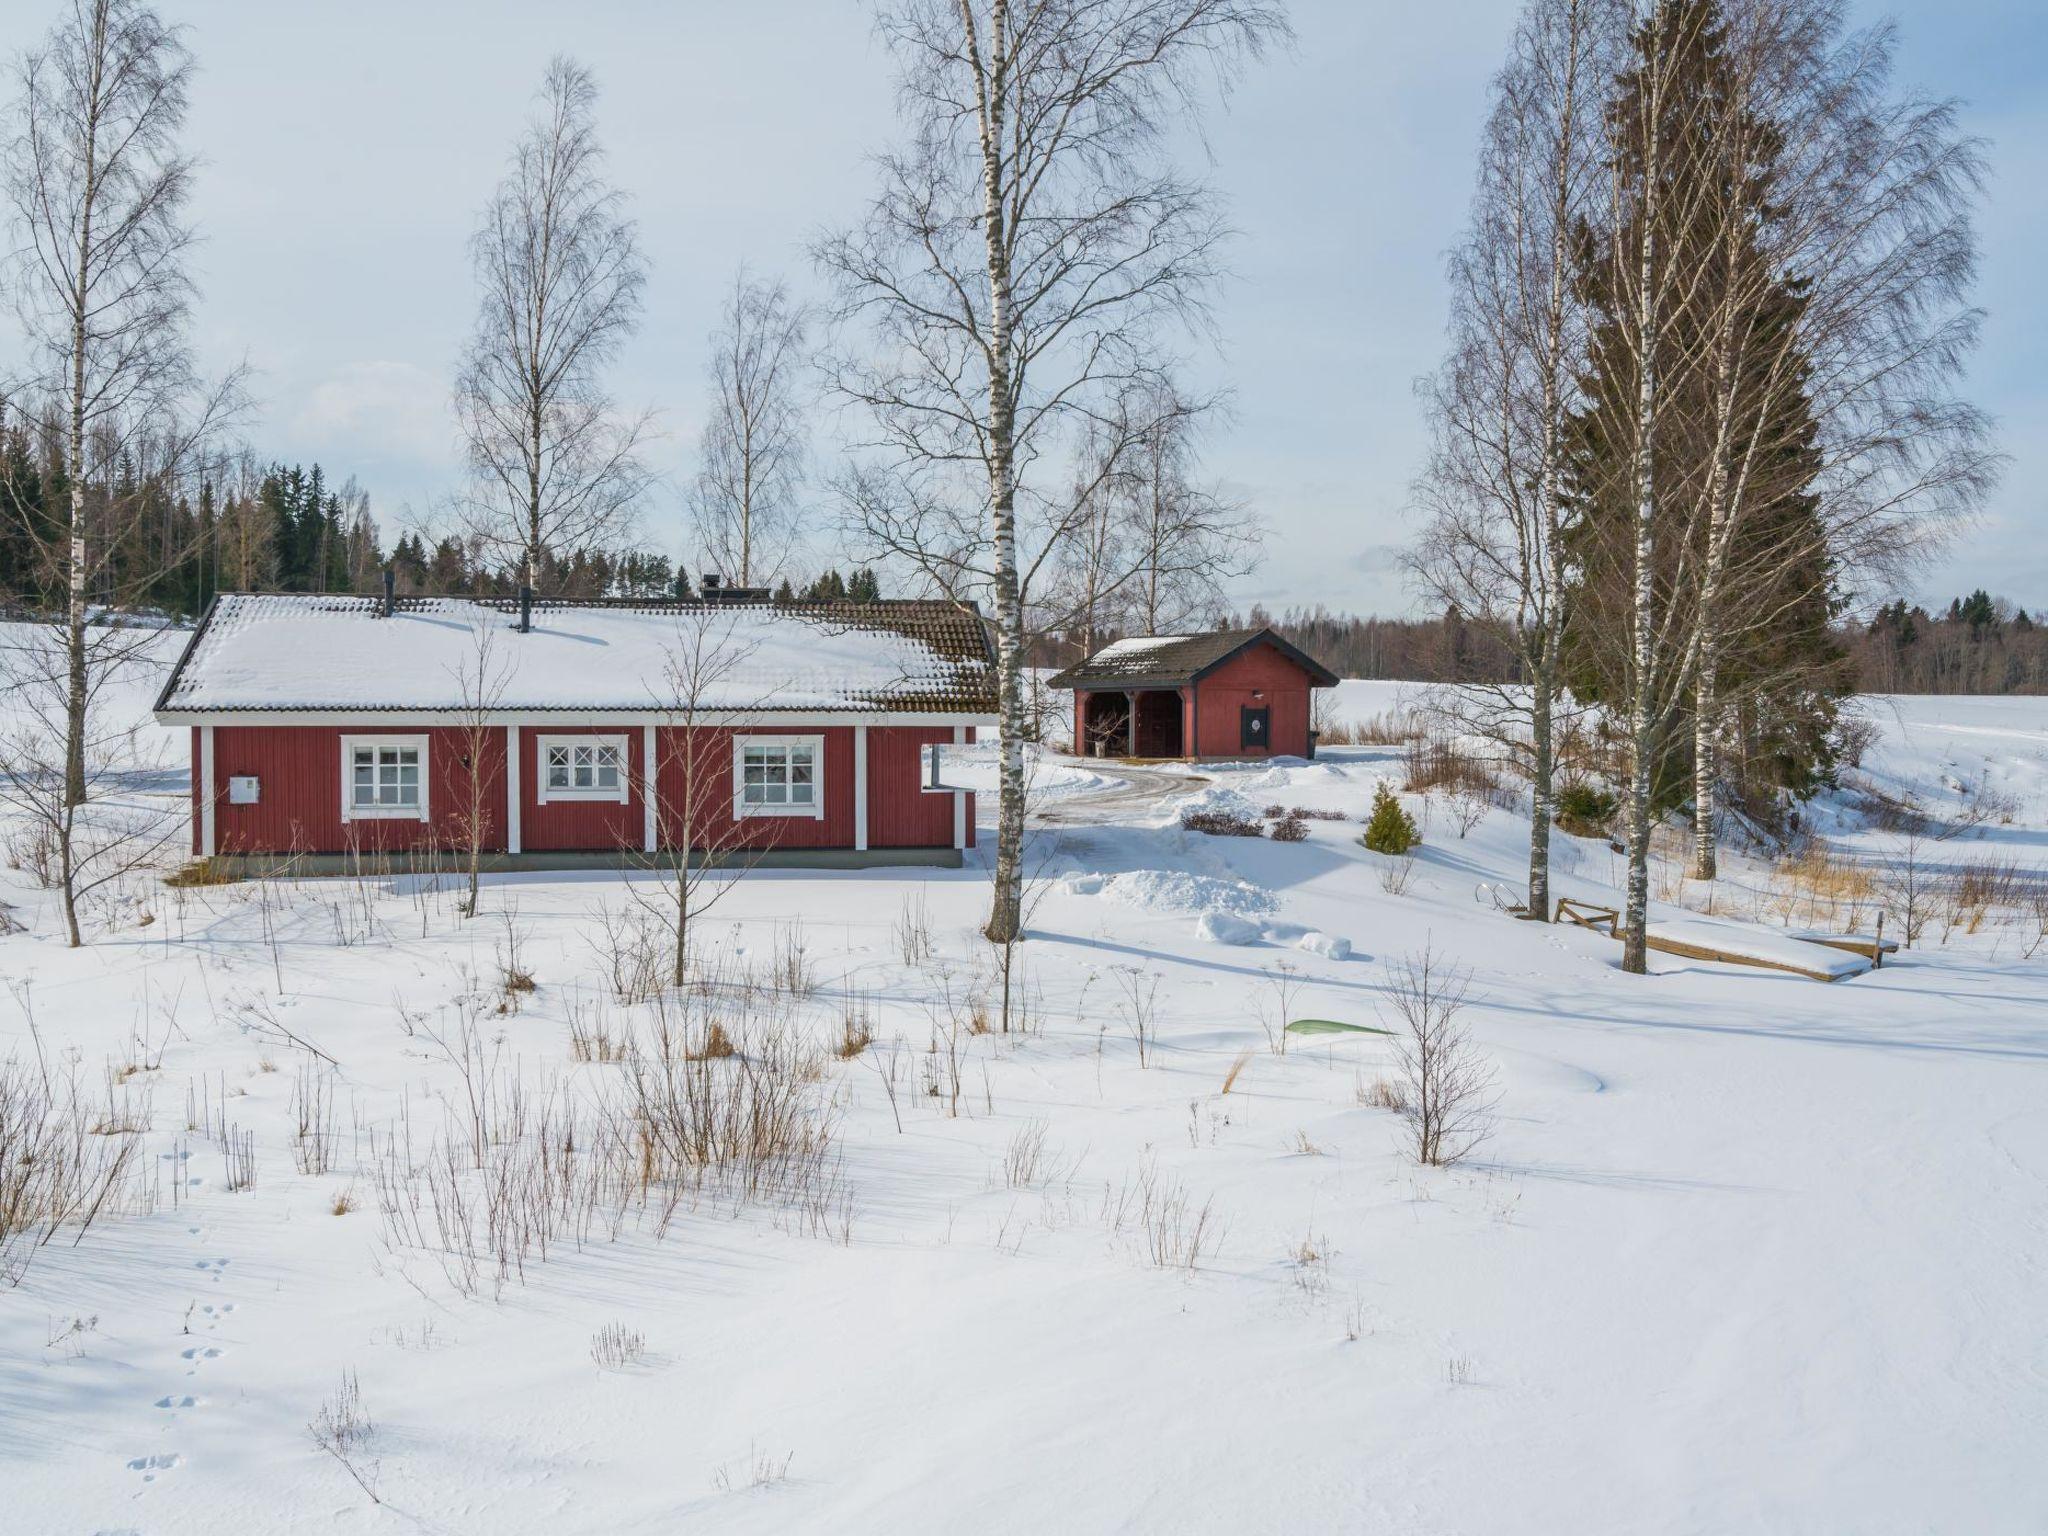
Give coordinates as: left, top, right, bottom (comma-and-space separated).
1240, 706, 1270, 751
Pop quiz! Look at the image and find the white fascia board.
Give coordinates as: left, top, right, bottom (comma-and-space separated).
157, 709, 1001, 730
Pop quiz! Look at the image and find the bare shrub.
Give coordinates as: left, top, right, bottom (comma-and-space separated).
1112, 968, 1162, 1067
1270, 813, 1309, 843
1180, 808, 1265, 838
590, 1321, 647, 1370
292, 1059, 338, 1176
1257, 961, 1304, 1056
1380, 945, 1496, 1168
309, 1367, 379, 1505
1877, 828, 1935, 948
894, 890, 936, 967
1105, 1155, 1220, 1271
1445, 782, 1490, 838
627, 995, 845, 1234
590, 903, 669, 1004
1403, 736, 1496, 796
771, 919, 815, 999
1003, 1119, 1072, 1190
568, 1001, 629, 1064
1, 1060, 147, 1286
1377, 857, 1418, 896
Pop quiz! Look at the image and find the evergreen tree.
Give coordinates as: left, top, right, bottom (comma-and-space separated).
1558, 0, 1847, 822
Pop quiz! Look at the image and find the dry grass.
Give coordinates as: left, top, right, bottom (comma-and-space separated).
1219, 1048, 1253, 1095
1403, 736, 1497, 796
330, 1186, 360, 1216
835, 1004, 875, 1060
688, 1021, 738, 1061
590, 1321, 647, 1370
1357, 1074, 1409, 1113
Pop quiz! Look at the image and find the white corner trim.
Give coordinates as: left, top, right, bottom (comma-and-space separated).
732, 733, 827, 821
533, 733, 632, 805
505, 724, 522, 854
642, 724, 657, 853
339, 733, 431, 822
199, 724, 216, 858
953, 725, 967, 849
854, 725, 869, 852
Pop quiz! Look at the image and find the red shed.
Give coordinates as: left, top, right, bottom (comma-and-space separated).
154, 593, 997, 873
1048, 628, 1339, 761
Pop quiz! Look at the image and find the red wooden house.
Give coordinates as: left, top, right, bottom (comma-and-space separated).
154, 593, 997, 872
1049, 628, 1338, 761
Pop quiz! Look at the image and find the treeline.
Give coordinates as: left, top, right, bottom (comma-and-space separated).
1846, 593, 2048, 695
1245, 595, 2048, 696
0, 413, 888, 616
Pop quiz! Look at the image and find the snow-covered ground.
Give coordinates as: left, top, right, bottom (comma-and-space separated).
4, 653, 2046, 1533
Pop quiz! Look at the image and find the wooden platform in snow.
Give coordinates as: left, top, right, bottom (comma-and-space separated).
1549, 900, 1874, 981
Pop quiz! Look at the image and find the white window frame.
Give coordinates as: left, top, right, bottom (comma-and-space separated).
340, 734, 430, 822
733, 734, 826, 821
535, 733, 631, 805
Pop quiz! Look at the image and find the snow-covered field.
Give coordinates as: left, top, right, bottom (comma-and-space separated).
4, 651, 2046, 1533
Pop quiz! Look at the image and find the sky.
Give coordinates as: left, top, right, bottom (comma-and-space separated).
12, 0, 2043, 619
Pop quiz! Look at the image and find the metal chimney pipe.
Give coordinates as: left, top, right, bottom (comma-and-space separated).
382, 566, 395, 618
519, 585, 532, 634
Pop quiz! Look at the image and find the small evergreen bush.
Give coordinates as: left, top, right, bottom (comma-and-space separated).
1360, 784, 1420, 856
1554, 781, 1619, 838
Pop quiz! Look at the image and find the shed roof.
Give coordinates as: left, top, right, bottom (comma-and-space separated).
156, 595, 999, 716
1046, 628, 1339, 691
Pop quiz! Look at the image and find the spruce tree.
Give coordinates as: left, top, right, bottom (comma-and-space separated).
1558, 0, 1846, 826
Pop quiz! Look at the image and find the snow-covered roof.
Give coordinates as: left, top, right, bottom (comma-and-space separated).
156, 595, 998, 716
1047, 628, 1340, 690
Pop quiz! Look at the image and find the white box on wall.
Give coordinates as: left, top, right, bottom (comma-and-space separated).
227, 775, 260, 805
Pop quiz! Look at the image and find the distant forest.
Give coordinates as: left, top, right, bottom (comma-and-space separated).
1234, 597, 2048, 697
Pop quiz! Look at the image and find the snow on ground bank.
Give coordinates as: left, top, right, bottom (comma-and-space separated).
2, 664, 2046, 1533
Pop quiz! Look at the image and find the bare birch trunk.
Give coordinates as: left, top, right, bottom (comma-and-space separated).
1621, 82, 1663, 977
977, 0, 1026, 944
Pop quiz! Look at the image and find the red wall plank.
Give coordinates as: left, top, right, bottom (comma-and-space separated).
520, 725, 644, 853
867, 726, 960, 848
211, 725, 506, 856
654, 726, 858, 852
1192, 644, 1314, 758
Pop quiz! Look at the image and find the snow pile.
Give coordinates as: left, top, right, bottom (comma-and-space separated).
1196, 911, 1264, 945
1295, 930, 1353, 961
1065, 867, 1278, 918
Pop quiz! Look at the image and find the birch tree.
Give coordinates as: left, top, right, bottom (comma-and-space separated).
2, 0, 239, 945
818, 0, 1287, 942
1410, 0, 1626, 925
688, 271, 810, 587
1118, 376, 1256, 636
456, 57, 651, 592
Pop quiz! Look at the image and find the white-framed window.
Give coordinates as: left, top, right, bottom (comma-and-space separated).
536, 734, 630, 805
733, 735, 825, 820
340, 735, 429, 822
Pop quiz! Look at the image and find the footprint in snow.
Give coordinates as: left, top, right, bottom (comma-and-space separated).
179, 1346, 222, 1368
155, 1394, 199, 1409
127, 1452, 181, 1480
